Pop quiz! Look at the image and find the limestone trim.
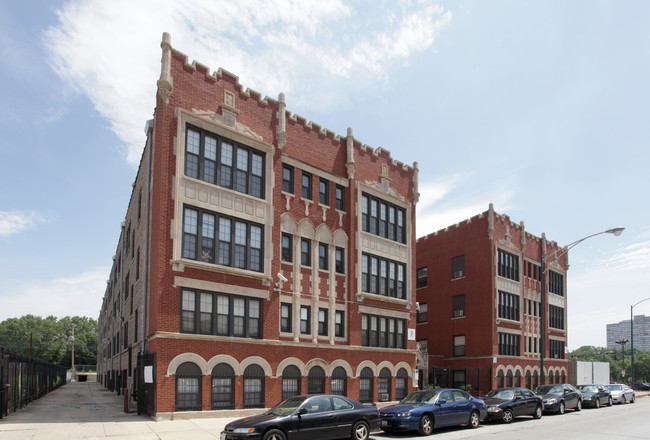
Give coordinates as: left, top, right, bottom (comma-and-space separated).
174, 276, 270, 300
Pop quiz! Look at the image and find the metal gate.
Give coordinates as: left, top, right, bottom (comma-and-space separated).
136, 352, 155, 416
430, 367, 450, 388
0, 352, 7, 419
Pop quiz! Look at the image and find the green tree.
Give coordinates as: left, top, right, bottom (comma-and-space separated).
0, 315, 97, 369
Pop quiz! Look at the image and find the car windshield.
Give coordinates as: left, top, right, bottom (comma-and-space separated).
534, 386, 561, 394
578, 385, 598, 392
605, 385, 622, 391
267, 396, 307, 416
484, 389, 514, 400
400, 391, 439, 404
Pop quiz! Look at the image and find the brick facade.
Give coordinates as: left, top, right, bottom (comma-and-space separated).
98, 33, 418, 418
415, 204, 569, 395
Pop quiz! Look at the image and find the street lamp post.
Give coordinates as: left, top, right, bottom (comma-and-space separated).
631, 298, 650, 385
539, 227, 624, 385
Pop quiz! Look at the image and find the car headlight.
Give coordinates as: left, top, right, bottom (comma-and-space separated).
546, 398, 557, 404
233, 428, 255, 433
396, 411, 412, 417
487, 406, 502, 412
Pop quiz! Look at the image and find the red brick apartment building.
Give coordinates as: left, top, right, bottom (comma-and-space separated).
97, 33, 419, 418
415, 204, 568, 395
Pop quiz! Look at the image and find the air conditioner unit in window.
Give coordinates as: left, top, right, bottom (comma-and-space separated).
453, 270, 464, 278
379, 393, 389, 402
454, 310, 464, 317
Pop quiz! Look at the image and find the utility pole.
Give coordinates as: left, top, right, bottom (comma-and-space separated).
70, 324, 76, 372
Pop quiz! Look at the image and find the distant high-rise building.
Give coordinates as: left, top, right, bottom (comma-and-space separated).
607, 315, 650, 353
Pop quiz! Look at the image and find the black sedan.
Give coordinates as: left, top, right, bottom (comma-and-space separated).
221, 394, 380, 440
483, 387, 543, 423
534, 384, 582, 414
577, 384, 612, 408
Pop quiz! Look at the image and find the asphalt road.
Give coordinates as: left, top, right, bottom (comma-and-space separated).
373, 397, 650, 440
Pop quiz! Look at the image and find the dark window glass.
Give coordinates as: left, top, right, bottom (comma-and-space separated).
395, 368, 408, 400
282, 165, 294, 193
361, 253, 406, 299
361, 313, 406, 348
359, 367, 374, 403
549, 305, 565, 330
308, 366, 326, 394
498, 332, 520, 356
417, 303, 428, 323
319, 178, 329, 205
212, 363, 235, 409
282, 365, 301, 400
176, 362, 202, 411
301, 172, 312, 199
243, 364, 265, 408
301, 238, 311, 266
452, 255, 465, 279
361, 193, 406, 244
453, 335, 466, 356
318, 243, 328, 270
281, 233, 292, 262
335, 311, 344, 337
549, 270, 564, 296
185, 125, 265, 198
498, 249, 520, 281
281, 303, 292, 333
300, 306, 311, 334
416, 267, 427, 288
378, 368, 391, 401
335, 247, 345, 274
318, 308, 328, 336
335, 185, 345, 211
498, 291, 520, 321
452, 294, 465, 318
331, 367, 347, 396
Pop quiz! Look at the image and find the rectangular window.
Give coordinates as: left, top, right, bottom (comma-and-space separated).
282, 165, 294, 193
549, 305, 565, 330
452, 255, 465, 279
318, 309, 328, 336
301, 238, 311, 267
281, 233, 292, 262
335, 185, 345, 211
301, 172, 312, 199
361, 313, 406, 348
416, 267, 428, 288
183, 206, 264, 272
318, 243, 328, 270
185, 125, 265, 198
280, 303, 292, 333
550, 339, 565, 359
300, 306, 311, 335
335, 247, 345, 274
498, 332, 520, 356
452, 294, 465, 318
319, 178, 329, 205
361, 253, 407, 299
453, 335, 466, 357
417, 303, 428, 323
497, 249, 520, 281
361, 193, 406, 244
549, 270, 564, 296
335, 311, 344, 337
181, 289, 261, 338
498, 291, 520, 321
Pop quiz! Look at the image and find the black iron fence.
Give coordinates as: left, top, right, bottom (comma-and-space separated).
0, 346, 67, 419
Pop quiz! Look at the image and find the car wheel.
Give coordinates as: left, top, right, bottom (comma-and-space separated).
622, 396, 626, 404
575, 400, 582, 412
502, 408, 514, 424
607, 397, 613, 407
468, 410, 480, 429
595, 398, 600, 408
631, 395, 635, 404
263, 429, 287, 440
418, 414, 434, 436
558, 402, 565, 415
352, 421, 369, 440
533, 404, 543, 419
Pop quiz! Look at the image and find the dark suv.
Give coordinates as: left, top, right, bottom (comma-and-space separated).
534, 384, 582, 414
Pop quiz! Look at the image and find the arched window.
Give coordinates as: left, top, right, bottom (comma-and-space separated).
378, 368, 391, 401
525, 370, 531, 389
308, 366, 325, 394
496, 370, 505, 388
515, 370, 522, 387
359, 367, 374, 403
282, 365, 301, 400
211, 363, 234, 409
243, 364, 265, 408
176, 362, 202, 411
331, 367, 347, 396
561, 370, 566, 384
548, 371, 554, 384
506, 370, 513, 387
555, 371, 561, 384
395, 368, 408, 400
533, 371, 539, 389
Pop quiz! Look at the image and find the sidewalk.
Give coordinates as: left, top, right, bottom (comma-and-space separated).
0, 381, 238, 439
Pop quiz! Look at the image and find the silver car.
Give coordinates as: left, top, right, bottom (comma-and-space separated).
604, 384, 635, 404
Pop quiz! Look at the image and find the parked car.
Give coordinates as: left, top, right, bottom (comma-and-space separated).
634, 382, 650, 391
220, 394, 380, 440
605, 384, 635, 404
577, 384, 612, 408
533, 384, 582, 414
483, 387, 543, 423
378, 389, 487, 435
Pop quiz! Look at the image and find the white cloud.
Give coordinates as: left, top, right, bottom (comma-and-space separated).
44, 0, 451, 166
0, 267, 109, 321
0, 210, 54, 237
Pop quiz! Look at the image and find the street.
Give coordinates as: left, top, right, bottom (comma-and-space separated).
373, 398, 650, 440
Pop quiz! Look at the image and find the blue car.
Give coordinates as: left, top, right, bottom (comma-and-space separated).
379, 389, 487, 435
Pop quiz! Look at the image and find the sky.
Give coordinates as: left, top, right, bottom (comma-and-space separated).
1, 0, 649, 350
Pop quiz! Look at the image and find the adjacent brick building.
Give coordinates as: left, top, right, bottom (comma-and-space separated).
415, 204, 569, 395
97, 33, 419, 418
